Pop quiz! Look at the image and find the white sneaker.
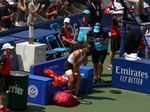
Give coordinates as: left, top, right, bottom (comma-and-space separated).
108, 65, 112, 70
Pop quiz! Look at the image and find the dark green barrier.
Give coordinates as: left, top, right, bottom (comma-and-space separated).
4, 71, 29, 110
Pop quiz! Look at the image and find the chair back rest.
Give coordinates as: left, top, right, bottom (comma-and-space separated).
46, 35, 57, 42
57, 34, 65, 48
50, 23, 60, 31
36, 38, 46, 43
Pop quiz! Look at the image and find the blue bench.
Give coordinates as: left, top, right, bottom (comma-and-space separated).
28, 57, 94, 105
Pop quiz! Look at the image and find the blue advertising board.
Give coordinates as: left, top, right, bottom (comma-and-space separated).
112, 57, 150, 94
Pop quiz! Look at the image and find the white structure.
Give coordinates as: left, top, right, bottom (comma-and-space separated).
16, 42, 46, 72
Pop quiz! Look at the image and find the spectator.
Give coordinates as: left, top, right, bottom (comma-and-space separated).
63, 42, 91, 99
60, 17, 77, 53
73, 10, 94, 48
6, 0, 15, 4
87, 0, 102, 24
84, 23, 109, 84
1, 0, 16, 31
145, 28, 150, 59
0, 43, 14, 112
46, 0, 57, 20
0, 0, 6, 5
121, 0, 150, 23
0, 0, 3, 5
56, 0, 69, 18
27, 0, 45, 24
15, 0, 28, 27
108, 12, 122, 70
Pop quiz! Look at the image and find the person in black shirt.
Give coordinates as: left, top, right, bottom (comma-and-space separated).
87, 0, 102, 25
1, 0, 16, 31
84, 23, 109, 84
60, 17, 77, 53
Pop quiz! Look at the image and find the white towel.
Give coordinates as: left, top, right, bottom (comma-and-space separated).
125, 53, 141, 61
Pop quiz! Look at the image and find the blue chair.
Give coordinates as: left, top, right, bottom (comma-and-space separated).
36, 38, 57, 59
50, 23, 60, 31
46, 35, 69, 57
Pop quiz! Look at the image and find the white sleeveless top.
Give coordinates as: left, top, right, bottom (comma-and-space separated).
67, 49, 86, 64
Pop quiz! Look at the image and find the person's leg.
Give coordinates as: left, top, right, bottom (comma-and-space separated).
93, 62, 99, 80
124, 0, 140, 15
93, 62, 104, 84
133, 0, 140, 16
108, 36, 115, 69
67, 75, 74, 91
109, 51, 115, 66
64, 61, 74, 90
98, 62, 103, 79
0, 92, 5, 107
97, 50, 107, 83
74, 74, 82, 95
92, 49, 99, 83
0, 75, 11, 111
0, 75, 5, 109
109, 35, 121, 67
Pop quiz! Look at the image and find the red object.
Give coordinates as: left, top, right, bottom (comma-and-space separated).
60, 28, 72, 42
111, 18, 122, 36
43, 69, 69, 87
104, 1, 113, 14
53, 75, 68, 87
53, 90, 78, 107
140, 37, 146, 51
0, 54, 11, 74
73, 70, 79, 73
44, 69, 56, 77
2, 107, 11, 111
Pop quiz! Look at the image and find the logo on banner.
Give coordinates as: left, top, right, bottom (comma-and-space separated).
116, 66, 149, 85
9, 84, 23, 95
28, 85, 38, 98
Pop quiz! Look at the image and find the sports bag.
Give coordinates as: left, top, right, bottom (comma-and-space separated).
53, 90, 78, 107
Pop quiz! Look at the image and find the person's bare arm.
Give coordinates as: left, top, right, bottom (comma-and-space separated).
58, 0, 69, 11
2, 13, 16, 20
95, 38, 109, 44
72, 50, 81, 75
30, 3, 40, 14
73, 28, 79, 41
84, 34, 88, 42
46, 10, 57, 16
61, 36, 73, 43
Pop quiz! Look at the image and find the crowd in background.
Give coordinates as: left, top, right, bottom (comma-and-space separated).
0, 0, 69, 30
